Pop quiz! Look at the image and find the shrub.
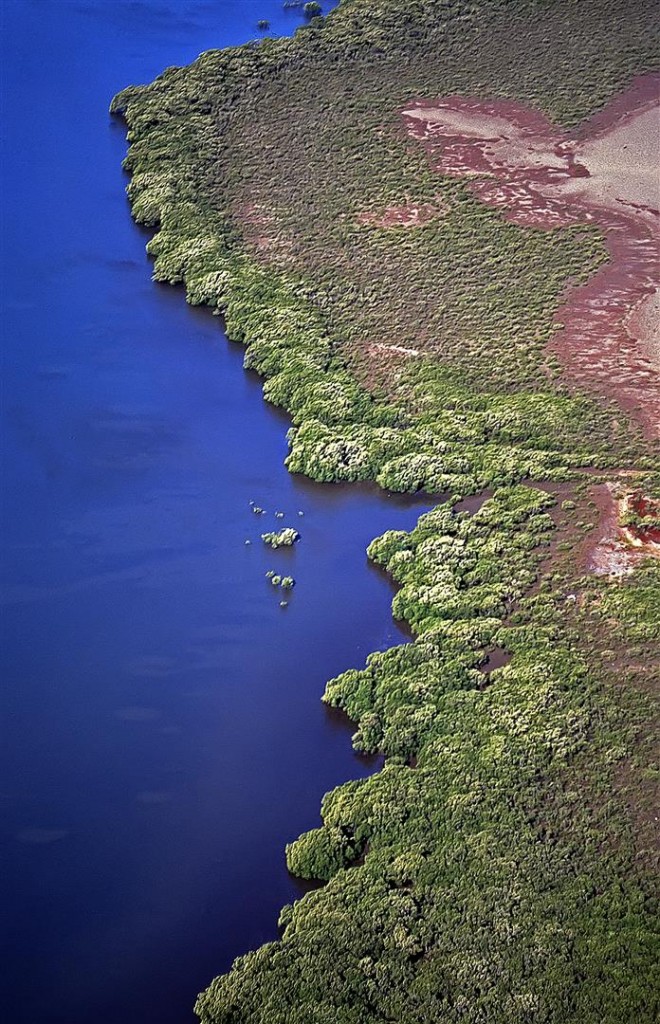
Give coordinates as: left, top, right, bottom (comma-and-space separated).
261, 528, 300, 548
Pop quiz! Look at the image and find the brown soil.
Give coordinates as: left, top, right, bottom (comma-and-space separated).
581, 482, 660, 576
357, 200, 448, 228
357, 341, 421, 391
236, 201, 294, 263
403, 74, 660, 437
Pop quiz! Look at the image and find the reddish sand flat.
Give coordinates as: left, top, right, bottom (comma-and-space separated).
402, 75, 660, 437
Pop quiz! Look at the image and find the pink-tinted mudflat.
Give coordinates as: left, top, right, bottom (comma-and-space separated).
402, 75, 660, 437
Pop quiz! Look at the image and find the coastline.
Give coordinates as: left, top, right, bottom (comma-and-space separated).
110, 1, 660, 1020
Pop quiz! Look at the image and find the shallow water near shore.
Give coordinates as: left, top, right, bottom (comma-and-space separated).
0, 3, 432, 1022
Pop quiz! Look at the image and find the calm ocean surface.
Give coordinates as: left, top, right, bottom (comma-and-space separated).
0, 3, 430, 1021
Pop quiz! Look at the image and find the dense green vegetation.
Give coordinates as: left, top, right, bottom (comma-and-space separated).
111, 0, 659, 1020
198, 486, 659, 1023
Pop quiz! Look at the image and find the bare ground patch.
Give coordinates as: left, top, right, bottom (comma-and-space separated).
403, 74, 660, 437
581, 482, 660, 576
356, 200, 448, 228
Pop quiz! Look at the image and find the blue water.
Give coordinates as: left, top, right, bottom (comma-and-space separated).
0, 3, 430, 1021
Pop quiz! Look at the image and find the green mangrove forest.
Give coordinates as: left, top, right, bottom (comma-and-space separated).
111, 1, 659, 1020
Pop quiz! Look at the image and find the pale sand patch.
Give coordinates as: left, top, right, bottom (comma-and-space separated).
404, 102, 660, 222
564, 105, 660, 217
405, 106, 563, 172
625, 289, 660, 365
373, 343, 420, 356
404, 106, 531, 141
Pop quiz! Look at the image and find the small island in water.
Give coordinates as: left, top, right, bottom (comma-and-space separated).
112, 0, 659, 1020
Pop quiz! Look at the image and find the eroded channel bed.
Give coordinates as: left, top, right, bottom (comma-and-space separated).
112, 1, 659, 1021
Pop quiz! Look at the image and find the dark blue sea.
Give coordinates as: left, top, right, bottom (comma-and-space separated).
0, 3, 429, 1021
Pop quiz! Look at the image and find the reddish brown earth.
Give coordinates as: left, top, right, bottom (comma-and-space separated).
402, 75, 660, 438
623, 491, 660, 546
582, 483, 660, 576
357, 201, 448, 228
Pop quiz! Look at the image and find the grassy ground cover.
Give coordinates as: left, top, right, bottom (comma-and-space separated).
111, 1, 659, 1019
